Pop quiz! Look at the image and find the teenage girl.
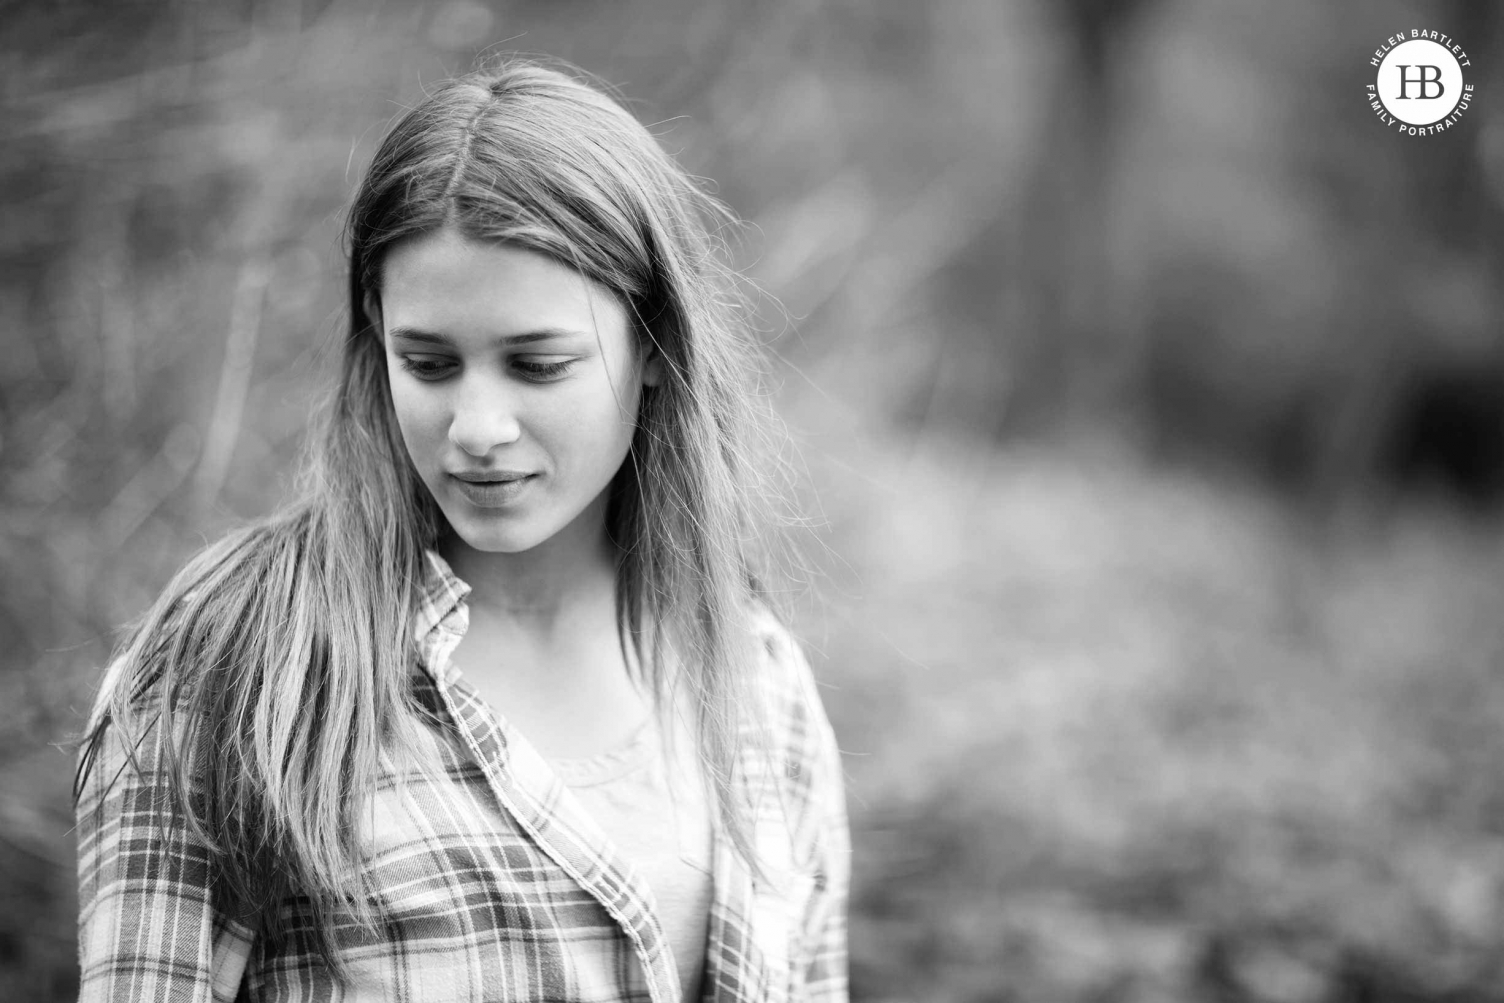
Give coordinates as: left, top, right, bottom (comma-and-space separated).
74, 56, 849, 1003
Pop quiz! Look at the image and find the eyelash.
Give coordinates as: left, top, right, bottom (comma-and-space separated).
398, 358, 575, 382
517, 359, 574, 380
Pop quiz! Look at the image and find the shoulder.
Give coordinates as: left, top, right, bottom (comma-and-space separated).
743, 600, 839, 762
745, 601, 816, 699
80, 509, 316, 768
740, 601, 848, 876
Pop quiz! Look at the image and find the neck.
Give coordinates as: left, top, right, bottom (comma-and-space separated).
439, 504, 619, 641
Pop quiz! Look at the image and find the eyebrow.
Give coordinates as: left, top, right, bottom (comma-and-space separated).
385, 326, 589, 346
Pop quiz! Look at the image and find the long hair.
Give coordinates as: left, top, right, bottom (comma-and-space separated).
75, 54, 799, 969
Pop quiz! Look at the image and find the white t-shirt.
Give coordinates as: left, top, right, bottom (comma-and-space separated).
547, 712, 714, 1003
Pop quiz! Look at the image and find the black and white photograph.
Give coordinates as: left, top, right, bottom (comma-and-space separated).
4, 1, 1504, 1000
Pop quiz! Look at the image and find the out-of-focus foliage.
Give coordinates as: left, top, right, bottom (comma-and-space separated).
4, 0, 1504, 999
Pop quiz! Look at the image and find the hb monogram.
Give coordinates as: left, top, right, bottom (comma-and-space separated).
1395, 64, 1445, 100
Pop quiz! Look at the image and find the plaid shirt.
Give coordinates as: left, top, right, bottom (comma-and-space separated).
75, 549, 850, 1002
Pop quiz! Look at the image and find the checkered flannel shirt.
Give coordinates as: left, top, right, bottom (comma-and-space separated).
75, 549, 850, 1002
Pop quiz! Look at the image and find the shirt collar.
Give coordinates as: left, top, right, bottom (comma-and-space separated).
412, 547, 472, 685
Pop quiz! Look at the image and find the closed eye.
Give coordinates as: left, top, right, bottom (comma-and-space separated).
399, 356, 456, 381
397, 356, 577, 383
515, 358, 575, 381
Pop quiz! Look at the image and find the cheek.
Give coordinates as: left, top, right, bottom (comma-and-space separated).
532, 382, 637, 472
582, 379, 641, 447
385, 369, 443, 465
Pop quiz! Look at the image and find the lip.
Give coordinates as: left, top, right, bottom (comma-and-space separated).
451, 469, 534, 483
449, 472, 537, 507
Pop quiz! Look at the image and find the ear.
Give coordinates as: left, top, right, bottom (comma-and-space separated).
363, 289, 384, 338
640, 342, 665, 387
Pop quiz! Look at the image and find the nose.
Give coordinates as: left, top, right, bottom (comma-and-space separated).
447, 375, 522, 457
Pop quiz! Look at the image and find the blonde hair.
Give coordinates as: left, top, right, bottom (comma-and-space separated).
76, 54, 799, 971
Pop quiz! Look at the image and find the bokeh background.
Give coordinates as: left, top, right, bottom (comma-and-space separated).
6, 0, 1504, 999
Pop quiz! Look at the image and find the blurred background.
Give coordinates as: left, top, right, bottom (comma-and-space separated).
5, 0, 1504, 999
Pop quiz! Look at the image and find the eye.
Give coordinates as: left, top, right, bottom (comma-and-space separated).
399, 356, 457, 381
514, 358, 575, 381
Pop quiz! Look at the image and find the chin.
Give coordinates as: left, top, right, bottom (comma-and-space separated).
453, 527, 540, 554
440, 511, 540, 554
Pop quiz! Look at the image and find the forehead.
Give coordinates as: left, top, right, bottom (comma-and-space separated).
379, 228, 628, 341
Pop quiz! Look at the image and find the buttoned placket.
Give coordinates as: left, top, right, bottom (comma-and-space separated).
412, 551, 789, 1003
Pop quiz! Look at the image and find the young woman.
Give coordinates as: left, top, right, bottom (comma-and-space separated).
73, 56, 848, 1003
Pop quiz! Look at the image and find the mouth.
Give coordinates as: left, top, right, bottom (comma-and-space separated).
450, 470, 535, 484
448, 472, 537, 508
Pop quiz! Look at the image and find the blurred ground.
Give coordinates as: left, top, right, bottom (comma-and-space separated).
4, 0, 1504, 999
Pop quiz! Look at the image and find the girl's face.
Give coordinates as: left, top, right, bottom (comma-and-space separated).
375, 227, 660, 554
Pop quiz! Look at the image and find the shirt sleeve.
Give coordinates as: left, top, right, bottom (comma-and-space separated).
75, 714, 256, 1003
781, 633, 851, 1002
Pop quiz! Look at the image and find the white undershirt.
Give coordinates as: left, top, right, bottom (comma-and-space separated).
546, 712, 714, 1003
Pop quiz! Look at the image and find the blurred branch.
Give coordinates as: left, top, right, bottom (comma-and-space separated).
190, 254, 271, 521
0, 793, 70, 871
97, 423, 201, 551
